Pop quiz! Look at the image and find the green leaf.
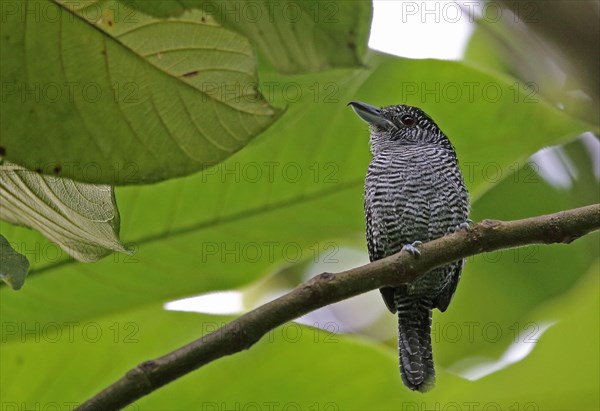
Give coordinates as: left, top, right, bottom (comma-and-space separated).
128, 0, 372, 74
2, 265, 597, 408
0, 0, 281, 185
0, 304, 452, 407
443, 261, 600, 410
355, 53, 597, 199
436, 136, 600, 366
143, 263, 600, 409
0, 234, 29, 290
0, 52, 593, 334
0, 162, 126, 262
464, 21, 598, 126
463, 25, 511, 74
1, 48, 598, 408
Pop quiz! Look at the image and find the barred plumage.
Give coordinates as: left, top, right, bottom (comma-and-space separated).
349, 101, 470, 392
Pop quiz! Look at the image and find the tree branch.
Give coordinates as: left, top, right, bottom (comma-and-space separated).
77, 204, 600, 410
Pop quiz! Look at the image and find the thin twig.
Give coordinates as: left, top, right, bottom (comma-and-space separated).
77, 204, 600, 410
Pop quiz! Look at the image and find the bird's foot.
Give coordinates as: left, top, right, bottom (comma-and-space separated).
401, 241, 422, 257
447, 219, 473, 234
458, 219, 473, 231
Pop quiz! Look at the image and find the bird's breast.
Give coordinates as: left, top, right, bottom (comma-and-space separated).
364, 146, 467, 257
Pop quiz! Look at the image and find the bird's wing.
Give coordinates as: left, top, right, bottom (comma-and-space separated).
430, 169, 469, 312
434, 260, 462, 312
372, 175, 431, 313
364, 172, 415, 260
379, 287, 398, 313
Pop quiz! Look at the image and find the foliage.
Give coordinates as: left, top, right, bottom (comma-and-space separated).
0, 0, 598, 409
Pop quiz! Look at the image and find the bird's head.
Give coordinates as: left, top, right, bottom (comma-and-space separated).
348, 101, 452, 154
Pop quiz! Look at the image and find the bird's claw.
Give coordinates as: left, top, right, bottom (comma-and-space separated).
458, 220, 473, 231
448, 219, 473, 233
402, 241, 422, 257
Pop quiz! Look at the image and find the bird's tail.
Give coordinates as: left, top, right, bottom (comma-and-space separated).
395, 294, 435, 392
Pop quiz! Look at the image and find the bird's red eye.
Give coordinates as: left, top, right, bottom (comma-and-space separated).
401, 115, 416, 127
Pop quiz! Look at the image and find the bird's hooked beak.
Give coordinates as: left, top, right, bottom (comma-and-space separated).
347, 101, 395, 130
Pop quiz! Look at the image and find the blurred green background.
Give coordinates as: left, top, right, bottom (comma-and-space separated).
1, 1, 598, 409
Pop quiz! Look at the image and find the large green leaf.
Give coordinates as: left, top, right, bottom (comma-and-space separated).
128, 0, 372, 74
1, 1, 598, 407
443, 261, 600, 411
1, 263, 596, 408
142, 265, 600, 410
0, 52, 594, 336
0, 0, 281, 185
1, 49, 598, 408
435, 136, 600, 367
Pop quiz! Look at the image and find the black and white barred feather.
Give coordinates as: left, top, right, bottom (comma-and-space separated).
351, 102, 470, 392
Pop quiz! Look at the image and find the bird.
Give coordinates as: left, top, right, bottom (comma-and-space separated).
348, 101, 470, 392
